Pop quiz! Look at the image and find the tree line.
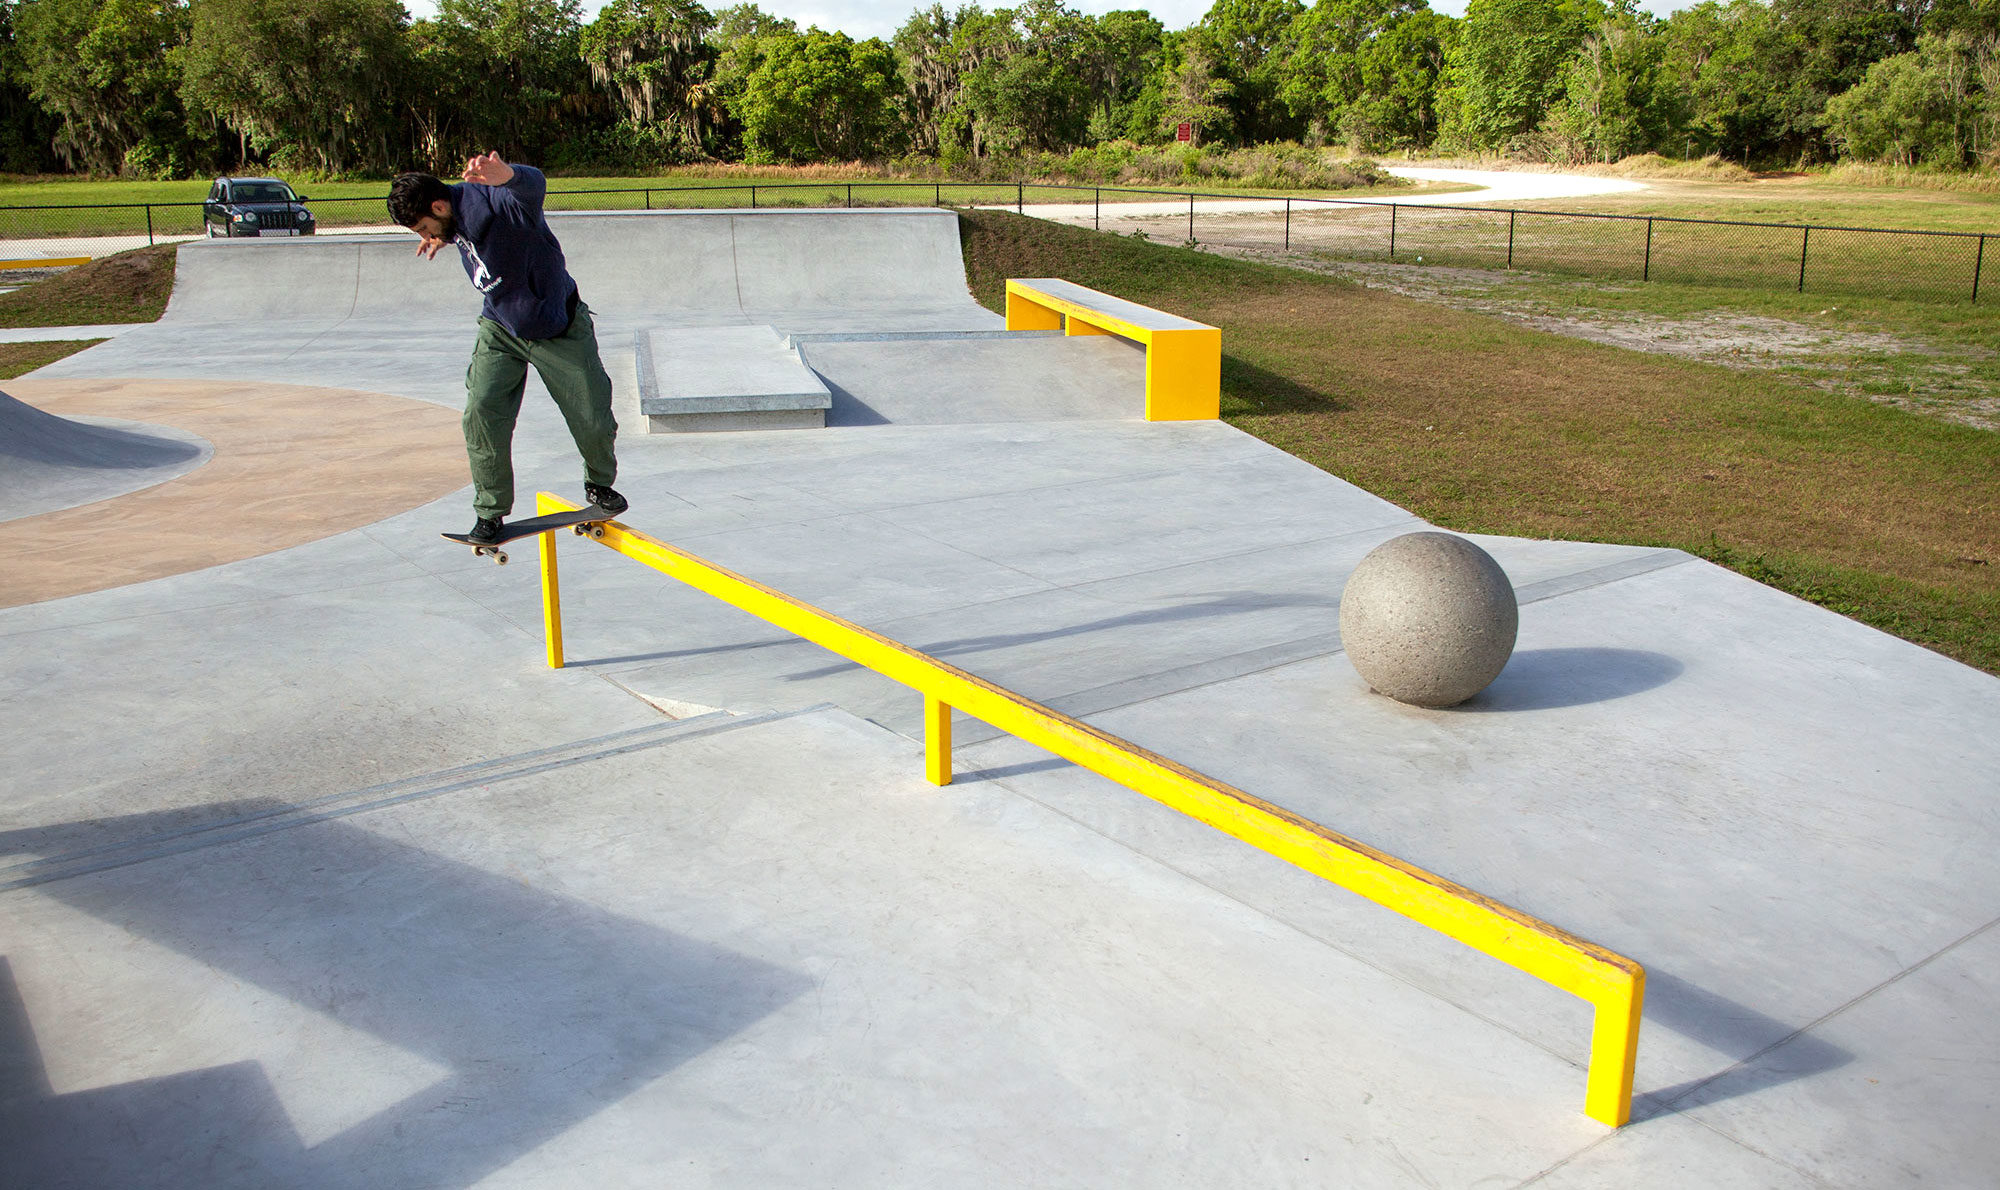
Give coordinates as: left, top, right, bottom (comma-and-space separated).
0, 0, 1995, 179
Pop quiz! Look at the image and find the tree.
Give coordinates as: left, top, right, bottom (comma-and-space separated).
1079, 9, 1166, 141
894, 2, 965, 154
14, 0, 201, 174
179, 0, 405, 175
1193, 0, 1304, 142
1158, 28, 1236, 144
1826, 30, 1996, 165
1542, 12, 1674, 161
428, 0, 592, 161
1436, 0, 1605, 151
0, 2, 57, 171
736, 27, 903, 162
1279, 0, 1454, 149
580, 0, 718, 154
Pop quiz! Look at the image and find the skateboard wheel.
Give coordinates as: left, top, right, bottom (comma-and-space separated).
572, 524, 587, 536
590, 525, 606, 539
495, 551, 509, 565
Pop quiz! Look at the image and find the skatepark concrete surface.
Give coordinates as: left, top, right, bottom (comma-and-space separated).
4, 209, 1998, 1189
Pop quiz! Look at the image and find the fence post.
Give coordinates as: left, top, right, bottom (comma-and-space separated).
847, 183, 853, 208
1284, 197, 1291, 252
1389, 204, 1397, 260
1507, 210, 1516, 268
936, 181, 941, 208
751, 185, 757, 210
145, 205, 155, 247
645, 189, 651, 211
1644, 218, 1654, 282
1017, 183, 1023, 214
1974, 235, 1986, 304
1095, 187, 1100, 231
1798, 227, 1810, 293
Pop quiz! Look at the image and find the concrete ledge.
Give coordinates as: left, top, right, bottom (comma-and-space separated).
646, 408, 826, 433
637, 325, 831, 434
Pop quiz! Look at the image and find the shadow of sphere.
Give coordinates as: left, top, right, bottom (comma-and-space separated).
1456, 647, 1685, 712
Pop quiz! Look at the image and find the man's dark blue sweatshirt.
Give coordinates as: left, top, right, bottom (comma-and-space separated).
448, 165, 577, 341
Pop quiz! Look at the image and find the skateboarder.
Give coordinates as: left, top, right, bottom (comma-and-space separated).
388, 152, 626, 545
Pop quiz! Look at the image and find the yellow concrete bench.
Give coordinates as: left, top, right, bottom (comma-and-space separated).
1004, 278, 1221, 421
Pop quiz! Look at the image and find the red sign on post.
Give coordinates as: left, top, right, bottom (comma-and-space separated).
1176, 122, 1193, 143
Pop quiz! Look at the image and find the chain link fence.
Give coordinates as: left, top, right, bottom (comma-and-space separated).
2, 182, 1992, 303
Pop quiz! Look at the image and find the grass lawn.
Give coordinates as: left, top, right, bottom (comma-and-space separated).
0, 170, 1450, 242
1266, 257, 2000, 431
957, 209, 2000, 675
0, 339, 102, 378
0, 245, 176, 327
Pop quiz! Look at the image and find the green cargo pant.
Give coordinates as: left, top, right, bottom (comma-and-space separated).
463, 300, 618, 520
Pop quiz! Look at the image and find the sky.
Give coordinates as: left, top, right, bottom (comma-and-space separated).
405, 0, 1692, 43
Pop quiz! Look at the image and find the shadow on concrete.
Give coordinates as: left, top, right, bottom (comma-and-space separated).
821, 376, 893, 427
1630, 967, 1853, 1123
783, 590, 1337, 682
1458, 647, 1683, 712
0, 807, 809, 1190
962, 756, 1075, 783
568, 634, 800, 669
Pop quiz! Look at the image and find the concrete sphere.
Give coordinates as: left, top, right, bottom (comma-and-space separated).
1339, 532, 1518, 708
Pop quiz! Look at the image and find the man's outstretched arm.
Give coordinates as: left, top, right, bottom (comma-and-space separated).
464, 151, 546, 218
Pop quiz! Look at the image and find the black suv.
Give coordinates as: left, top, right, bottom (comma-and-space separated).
203, 177, 316, 238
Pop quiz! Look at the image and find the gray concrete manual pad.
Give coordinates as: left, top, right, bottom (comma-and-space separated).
3, 210, 1998, 1187
638, 325, 830, 432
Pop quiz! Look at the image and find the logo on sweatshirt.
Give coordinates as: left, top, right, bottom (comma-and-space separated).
457, 239, 502, 294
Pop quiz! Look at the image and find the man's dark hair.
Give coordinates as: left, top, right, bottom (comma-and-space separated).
388, 173, 453, 227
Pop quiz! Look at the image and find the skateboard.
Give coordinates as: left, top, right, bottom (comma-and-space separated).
441, 506, 617, 565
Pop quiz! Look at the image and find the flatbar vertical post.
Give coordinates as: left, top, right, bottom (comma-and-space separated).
1643, 218, 1653, 281
1583, 970, 1645, 1127
1798, 227, 1810, 293
539, 526, 564, 669
924, 694, 953, 786
1973, 234, 1985, 303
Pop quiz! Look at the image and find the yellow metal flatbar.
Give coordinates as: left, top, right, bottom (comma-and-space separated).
538, 492, 1643, 1126
0, 256, 90, 271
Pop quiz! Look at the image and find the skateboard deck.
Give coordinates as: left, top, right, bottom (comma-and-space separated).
441, 506, 617, 564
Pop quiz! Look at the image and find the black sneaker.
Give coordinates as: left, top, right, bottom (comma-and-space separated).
468, 516, 503, 545
584, 483, 628, 515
